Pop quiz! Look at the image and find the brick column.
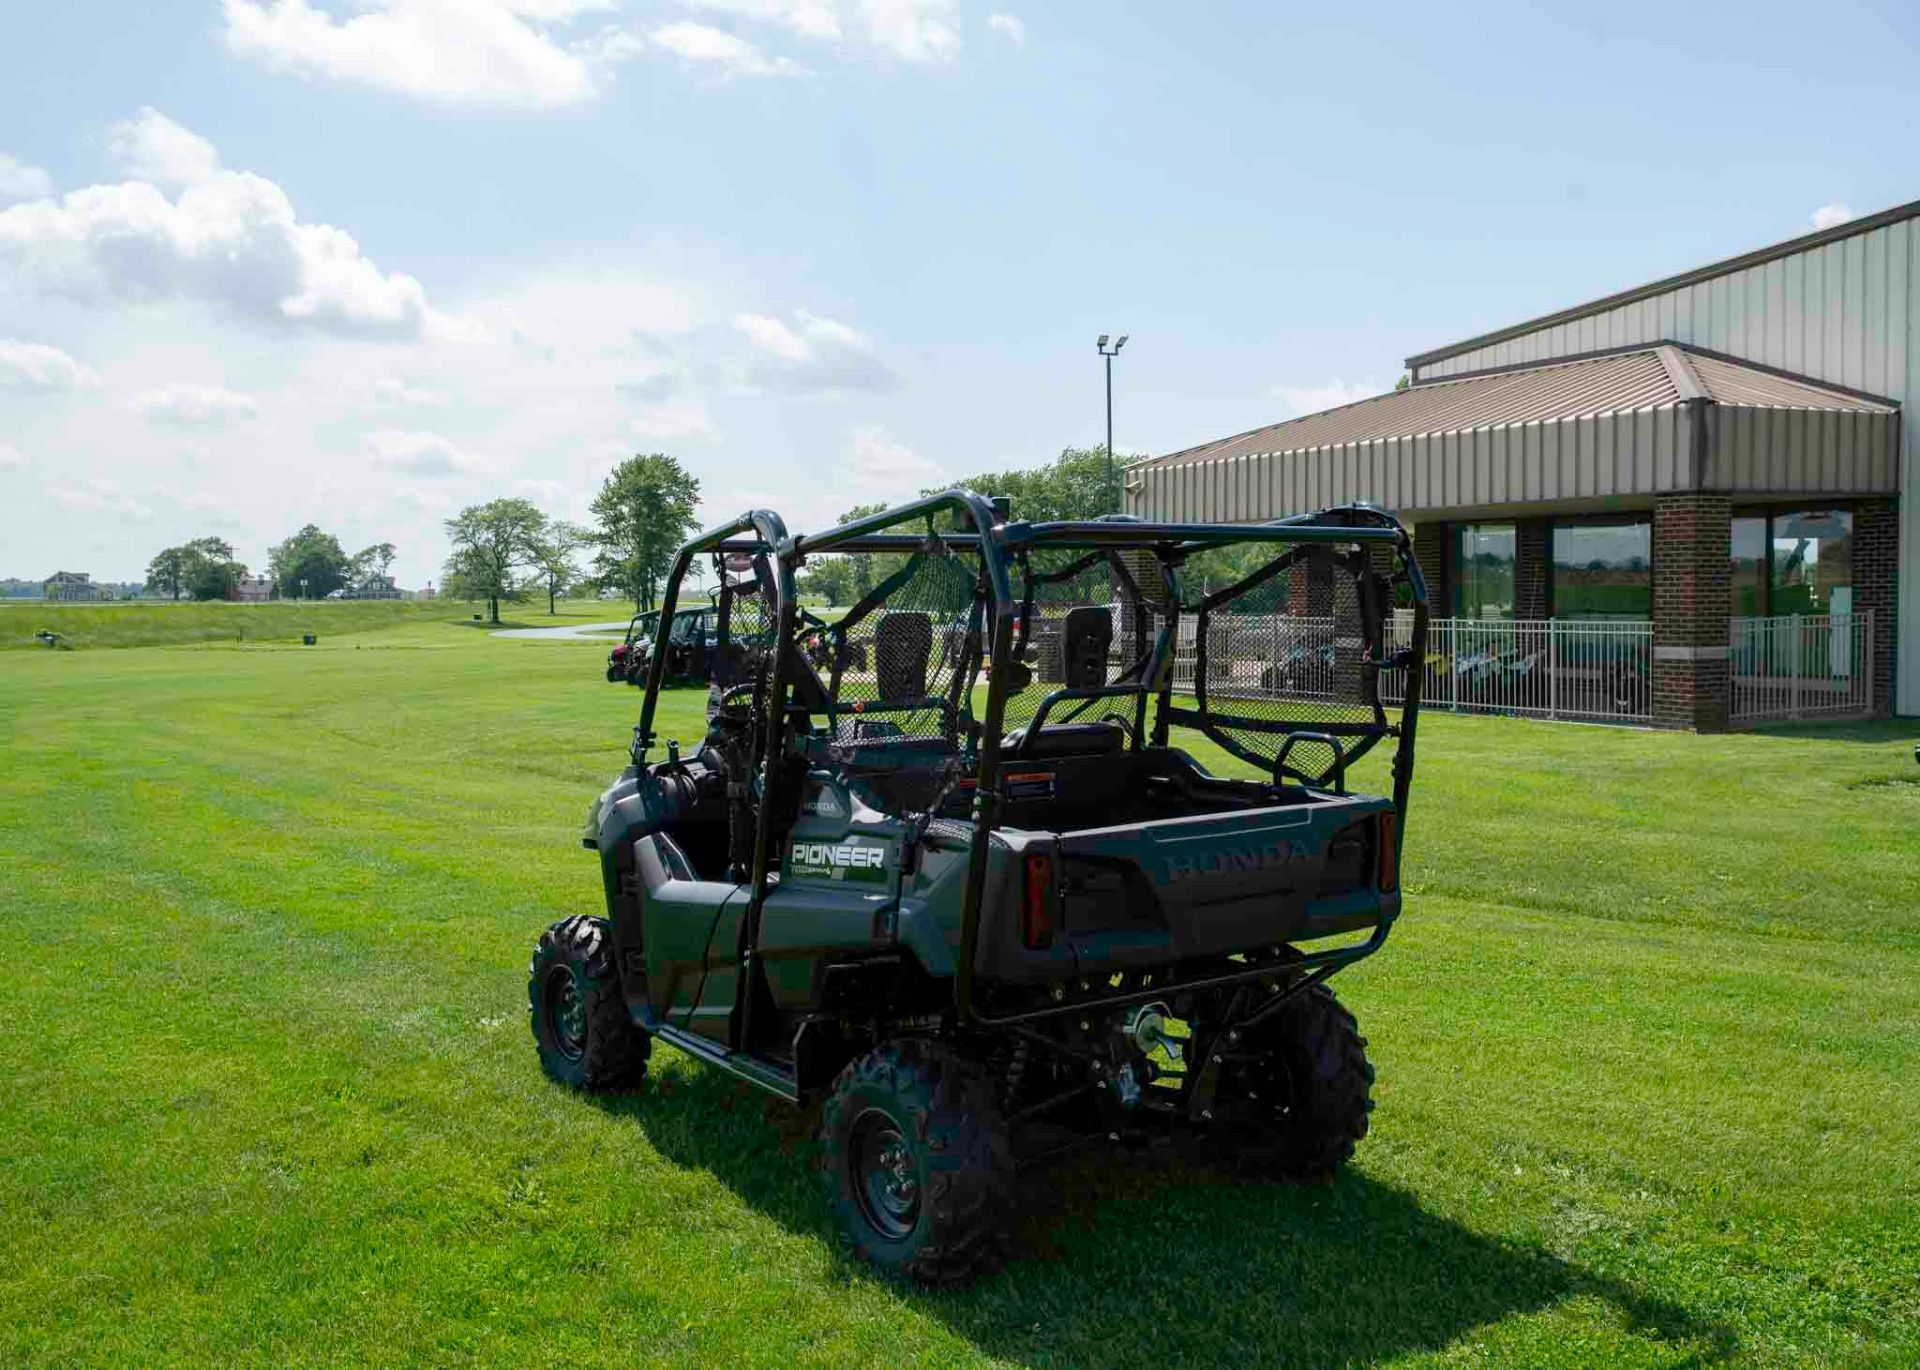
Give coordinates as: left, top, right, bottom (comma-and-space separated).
1853, 500, 1899, 716
1652, 493, 1732, 731
1412, 521, 1448, 615
1515, 519, 1551, 619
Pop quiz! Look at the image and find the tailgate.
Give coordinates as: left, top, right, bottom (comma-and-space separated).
1050, 796, 1393, 964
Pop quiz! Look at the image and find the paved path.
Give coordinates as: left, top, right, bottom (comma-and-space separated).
490, 620, 629, 640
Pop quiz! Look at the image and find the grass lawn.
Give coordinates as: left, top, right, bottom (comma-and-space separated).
2, 619, 1917, 1368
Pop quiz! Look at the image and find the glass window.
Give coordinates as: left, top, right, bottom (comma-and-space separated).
1730, 517, 1767, 616
1551, 521, 1651, 618
1770, 510, 1852, 615
1453, 523, 1515, 619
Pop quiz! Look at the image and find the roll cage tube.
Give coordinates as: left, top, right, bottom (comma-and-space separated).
632, 511, 789, 765
784, 490, 1014, 1023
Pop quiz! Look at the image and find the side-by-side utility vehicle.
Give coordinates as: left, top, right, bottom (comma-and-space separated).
533, 491, 1428, 1287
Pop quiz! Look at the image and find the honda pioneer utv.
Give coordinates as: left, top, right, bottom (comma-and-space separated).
532, 491, 1428, 1287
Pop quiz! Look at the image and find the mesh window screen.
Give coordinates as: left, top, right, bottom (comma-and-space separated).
795, 547, 987, 750
998, 549, 1156, 735
1170, 542, 1390, 786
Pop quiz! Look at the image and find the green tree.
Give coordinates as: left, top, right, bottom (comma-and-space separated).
588, 454, 701, 611
145, 546, 190, 601
348, 541, 398, 592
933, 445, 1124, 523
268, 525, 351, 600
529, 520, 586, 615
444, 498, 546, 624
181, 537, 245, 601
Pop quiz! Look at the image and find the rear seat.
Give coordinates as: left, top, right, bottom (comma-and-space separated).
1001, 721, 1125, 759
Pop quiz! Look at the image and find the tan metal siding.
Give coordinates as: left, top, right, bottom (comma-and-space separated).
1405, 217, 1919, 710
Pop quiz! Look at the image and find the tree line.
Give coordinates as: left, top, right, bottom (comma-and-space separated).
144, 530, 397, 601
793, 444, 1134, 606
136, 444, 1135, 619
442, 452, 701, 623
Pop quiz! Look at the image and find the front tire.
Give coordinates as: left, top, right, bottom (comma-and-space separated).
529, 915, 650, 1091
821, 1039, 1013, 1288
1192, 982, 1374, 1180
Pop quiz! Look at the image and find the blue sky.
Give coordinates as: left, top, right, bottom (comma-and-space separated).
2, 0, 1916, 589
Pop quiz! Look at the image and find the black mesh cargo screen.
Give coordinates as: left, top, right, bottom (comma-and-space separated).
1165, 541, 1391, 788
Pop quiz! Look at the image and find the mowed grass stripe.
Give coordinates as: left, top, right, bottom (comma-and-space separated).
2, 619, 1917, 1367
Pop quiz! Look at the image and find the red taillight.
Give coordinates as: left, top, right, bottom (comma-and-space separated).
1377, 812, 1398, 893
1022, 852, 1054, 948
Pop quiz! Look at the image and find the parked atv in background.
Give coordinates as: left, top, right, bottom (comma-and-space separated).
606, 605, 725, 688
533, 491, 1428, 1287
606, 610, 659, 683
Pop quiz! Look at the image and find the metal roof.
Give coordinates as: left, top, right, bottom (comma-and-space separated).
1145, 345, 1894, 471
1128, 345, 1899, 523
1406, 198, 1920, 371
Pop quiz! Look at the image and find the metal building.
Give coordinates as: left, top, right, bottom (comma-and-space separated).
1129, 201, 1915, 728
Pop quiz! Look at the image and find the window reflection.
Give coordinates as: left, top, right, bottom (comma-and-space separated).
1454, 523, 1515, 619
1551, 521, 1650, 619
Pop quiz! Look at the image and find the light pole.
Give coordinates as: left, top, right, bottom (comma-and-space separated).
1097, 333, 1128, 512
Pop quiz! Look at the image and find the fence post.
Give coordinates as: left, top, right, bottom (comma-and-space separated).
1791, 614, 1802, 719
1547, 620, 1558, 720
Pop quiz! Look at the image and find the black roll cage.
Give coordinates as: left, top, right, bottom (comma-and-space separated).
630, 494, 1429, 1028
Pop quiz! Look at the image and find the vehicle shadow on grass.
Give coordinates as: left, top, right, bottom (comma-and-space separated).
590, 1069, 1737, 1369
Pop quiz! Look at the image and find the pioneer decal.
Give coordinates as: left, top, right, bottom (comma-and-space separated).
1163, 837, 1306, 883
787, 839, 890, 883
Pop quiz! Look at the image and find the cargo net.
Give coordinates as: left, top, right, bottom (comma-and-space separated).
794, 544, 988, 779
709, 553, 776, 698
999, 548, 1161, 739
1170, 541, 1390, 788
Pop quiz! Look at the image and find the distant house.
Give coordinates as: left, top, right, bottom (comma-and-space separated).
342, 574, 403, 601
230, 575, 273, 602
415, 582, 437, 601
44, 571, 105, 602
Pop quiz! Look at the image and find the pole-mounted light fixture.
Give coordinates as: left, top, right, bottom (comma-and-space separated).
1097, 333, 1129, 513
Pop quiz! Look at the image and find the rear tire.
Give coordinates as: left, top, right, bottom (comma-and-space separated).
1192, 982, 1374, 1181
820, 1039, 1013, 1288
529, 915, 650, 1092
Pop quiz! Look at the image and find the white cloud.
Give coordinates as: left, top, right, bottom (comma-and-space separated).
514, 477, 571, 507
0, 110, 434, 338
136, 383, 262, 427
1811, 203, 1855, 231
651, 21, 803, 75
689, 0, 843, 42
365, 375, 452, 407
365, 428, 484, 476
689, 0, 958, 62
106, 107, 221, 189
848, 423, 942, 491
855, 0, 959, 60
629, 397, 719, 440
47, 476, 155, 522
0, 441, 26, 471
1273, 378, 1387, 416
154, 484, 245, 526
733, 309, 896, 392
985, 12, 1023, 45
0, 153, 52, 205
0, 339, 102, 392
220, 0, 632, 108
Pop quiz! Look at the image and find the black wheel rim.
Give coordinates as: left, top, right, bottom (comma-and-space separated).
544, 965, 586, 1061
849, 1108, 919, 1241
